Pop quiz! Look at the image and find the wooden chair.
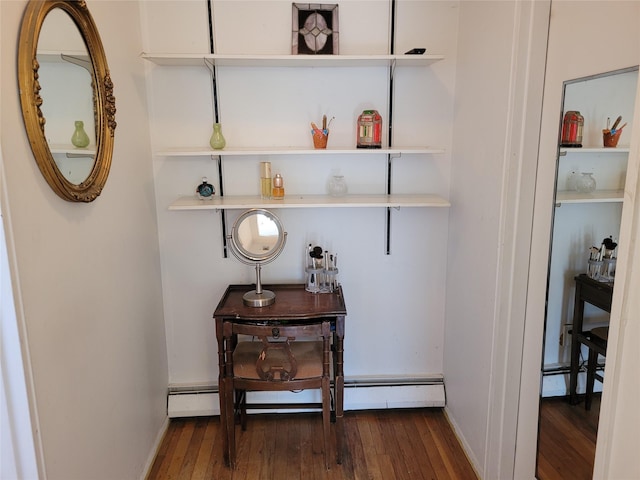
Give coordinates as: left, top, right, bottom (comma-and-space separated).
222, 320, 332, 469
577, 326, 608, 410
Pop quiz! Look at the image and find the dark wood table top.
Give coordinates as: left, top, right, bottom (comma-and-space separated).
214, 284, 347, 321
574, 273, 614, 291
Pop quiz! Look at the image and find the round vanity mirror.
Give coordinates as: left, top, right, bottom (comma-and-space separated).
229, 209, 287, 307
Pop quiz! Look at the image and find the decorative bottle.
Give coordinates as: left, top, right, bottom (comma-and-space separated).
71, 120, 90, 148
560, 111, 584, 147
209, 123, 226, 150
196, 177, 215, 199
272, 173, 285, 199
356, 110, 382, 149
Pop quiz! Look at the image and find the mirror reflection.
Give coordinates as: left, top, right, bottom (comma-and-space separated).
236, 212, 281, 259
38, 8, 95, 184
536, 66, 638, 480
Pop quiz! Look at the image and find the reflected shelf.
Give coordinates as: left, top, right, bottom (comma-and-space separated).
49, 144, 96, 157
560, 146, 630, 154
555, 189, 624, 204
168, 194, 451, 210
37, 50, 90, 63
155, 146, 446, 157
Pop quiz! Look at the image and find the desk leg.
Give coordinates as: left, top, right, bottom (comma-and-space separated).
224, 332, 237, 468
335, 317, 345, 464
216, 319, 230, 466
570, 285, 585, 405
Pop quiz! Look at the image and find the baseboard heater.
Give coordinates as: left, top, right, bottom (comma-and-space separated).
167, 375, 446, 418
540, 364, 604, 398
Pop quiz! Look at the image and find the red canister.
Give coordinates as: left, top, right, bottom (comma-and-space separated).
560, 111, 584, 147
357, 110, 382, 149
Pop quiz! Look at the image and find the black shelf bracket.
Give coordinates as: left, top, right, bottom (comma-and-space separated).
207, 0, 228, 258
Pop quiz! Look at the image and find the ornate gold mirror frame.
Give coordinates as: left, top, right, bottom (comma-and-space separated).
18, 0, 116, 202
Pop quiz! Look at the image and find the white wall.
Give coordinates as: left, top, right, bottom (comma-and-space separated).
444, 1, 550, 477
0, 1, 168, 479
143, 0, 459, 403
517, 1, 640, 478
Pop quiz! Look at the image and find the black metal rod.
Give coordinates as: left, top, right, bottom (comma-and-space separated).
385, 0, 397, 255
208, 0, 227, 257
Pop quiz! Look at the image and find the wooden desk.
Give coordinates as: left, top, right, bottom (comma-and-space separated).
570, 274, 612, 405
214, 283, 347, 465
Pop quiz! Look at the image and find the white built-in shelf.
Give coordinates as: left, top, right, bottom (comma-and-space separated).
168, 194, 450, 211
141, 53, 444, 68
156, 146, 445, 157
560, 146, 630, 154
49, 144, 96, 157
556, 189, 624, 204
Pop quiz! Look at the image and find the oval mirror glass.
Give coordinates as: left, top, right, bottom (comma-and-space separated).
18, 0, 116, 202
38, 8, 95, 184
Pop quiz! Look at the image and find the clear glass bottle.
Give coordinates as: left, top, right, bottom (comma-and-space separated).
327, 174, 348, 196
567, 170, 580, 191
576, 172, 596, 193
209, 123, 226, 149
272, 173, 284, 199
71, 120, 90, 148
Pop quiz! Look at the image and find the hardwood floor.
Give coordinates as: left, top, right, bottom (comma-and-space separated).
147, 408, 479, 479
537, 395, 600, 480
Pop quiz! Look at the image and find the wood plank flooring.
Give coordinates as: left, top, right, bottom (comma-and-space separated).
537, 395, 600, 480
147, 408, 479, 480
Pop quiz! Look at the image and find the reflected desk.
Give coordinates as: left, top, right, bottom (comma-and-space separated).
214, 283, 347, 465
570, 274, 613, 405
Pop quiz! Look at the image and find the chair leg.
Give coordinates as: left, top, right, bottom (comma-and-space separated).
322, 377, 331, 469
224, 379, 237, 468
585, 348, 597, 411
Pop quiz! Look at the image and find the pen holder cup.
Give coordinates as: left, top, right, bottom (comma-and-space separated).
305, 267, 323, 293
603, 129, 621, 148
603, 258, 617, 279
312, 130, 329, 149
587, 259, 603, 280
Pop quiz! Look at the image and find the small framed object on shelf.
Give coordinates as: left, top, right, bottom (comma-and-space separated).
292, 3, 339, 55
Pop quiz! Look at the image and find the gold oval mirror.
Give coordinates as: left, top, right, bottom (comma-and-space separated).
18, 0, 116, 202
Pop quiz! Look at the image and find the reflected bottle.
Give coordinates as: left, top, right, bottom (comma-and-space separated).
209, 123, 226, 150
576, 172, 596, 193
71, 120, 90, 148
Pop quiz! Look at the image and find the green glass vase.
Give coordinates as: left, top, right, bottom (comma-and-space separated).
209, 123, 226, 150
71, 120, 90, 148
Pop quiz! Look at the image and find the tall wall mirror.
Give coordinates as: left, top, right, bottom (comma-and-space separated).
18, 0, 116, 202
537, 66, 638, 479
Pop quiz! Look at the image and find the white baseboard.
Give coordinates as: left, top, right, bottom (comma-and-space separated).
541, 371, 603, 398
140, 416, 169, 480
167, 377, 446, 418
